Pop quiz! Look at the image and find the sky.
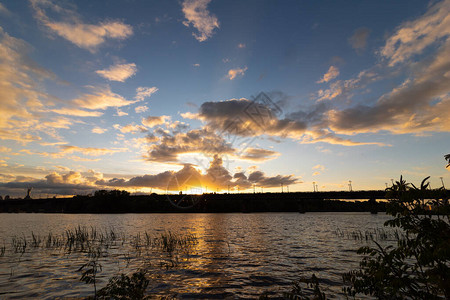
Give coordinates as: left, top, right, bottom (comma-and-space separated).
0, 0, 449, 197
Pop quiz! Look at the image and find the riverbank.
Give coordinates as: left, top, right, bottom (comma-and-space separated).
0, 192, 385, 213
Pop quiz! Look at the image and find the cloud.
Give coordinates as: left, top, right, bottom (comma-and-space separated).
142, 116, 170, 128
380, 0, 450, 66
299, 129, 388, 146
99, 170, 174, 191
115, 108, 128, 116
0, 146, 12, 153
144, 127, 234, 163
135, 87, 158, 101
50, 108, 103, 117
194, 98, 307, 139
68, 156, 101, 162
0, 2, 10, 15
182, 0, 219, 42
237, 43, 246, 48
30, 0, 133, 51
0, 27, 58, 143
19, 145, 127, 160
92, 127, 107, 134
312, 164, 325, 170
329, 39, 450, 135
316, 70, 378, 102
193, 63, 200, 67
245, 170, 299, 188
59, 145, 126, 156
0, 170, 102, 196
239, 148, 280, 162
312, 164, 325, 176
101, 154, 301, 191
114, 124, 148, 134
317, 66, 340, 83
311, 1, 450, 138
226, 66, 247, 80
186, 94, 391, 147
74, 86, 136, 110
0, 155, 300, 195
96, 63, 137, 82
50, 88, 135, 119
348, 27, 370, 53
135, 106, 149, 113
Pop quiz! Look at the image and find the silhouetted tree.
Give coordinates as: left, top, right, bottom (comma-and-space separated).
445, 154, 450, 168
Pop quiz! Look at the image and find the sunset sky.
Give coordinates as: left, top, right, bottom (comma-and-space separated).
0, 0, 449, 197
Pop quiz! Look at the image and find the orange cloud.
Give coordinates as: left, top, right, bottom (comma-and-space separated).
317, 66, 339, 83
227, 67, 247, 80
135, 87, 158, 101
73, 86, 137, 110
31, 0, 133, 52
182, 0, 219, 42
96, 63, 137, 82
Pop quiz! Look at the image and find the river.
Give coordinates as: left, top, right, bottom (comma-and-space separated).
0, 212, 392, 299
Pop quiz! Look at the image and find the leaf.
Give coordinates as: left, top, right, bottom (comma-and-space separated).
420, 176, 430, 190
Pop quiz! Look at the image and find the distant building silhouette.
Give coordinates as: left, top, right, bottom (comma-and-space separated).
24, 188, 32, 200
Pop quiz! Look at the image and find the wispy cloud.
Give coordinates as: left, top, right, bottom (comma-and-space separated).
348, 27, 370, 54
92, 127, 107, 134
114, 123, 148, 134
135, 105, 149, 113
312, 164, 325, 171
50, 108, 103, 117
0, 26, 57, 143
0, 146, 12, 153
96, 63, 137, 82
135, 87, 158, 101
115, 108, 128, 116
380, 0, 450, 66
74, 86, 136, 110
226, 66, 247, 80
0, 2, 10, 15
59, 145, 126, 156
328, 0, 450, 135
317, 66, 339, 83
30, 0, 133, 51
182, 0, 219, 42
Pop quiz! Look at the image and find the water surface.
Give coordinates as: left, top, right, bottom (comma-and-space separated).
0, 213, 391, 298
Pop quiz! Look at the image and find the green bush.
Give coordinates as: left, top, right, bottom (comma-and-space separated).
343, 176, 450, 299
